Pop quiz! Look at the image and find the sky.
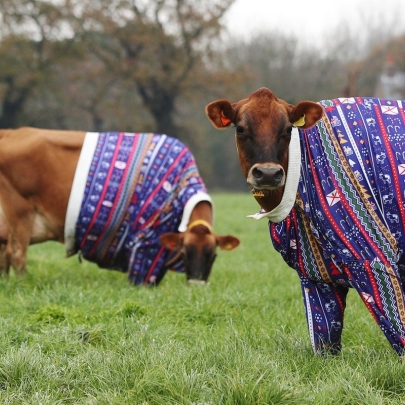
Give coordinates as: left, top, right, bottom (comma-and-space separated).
223, 0, 405, 47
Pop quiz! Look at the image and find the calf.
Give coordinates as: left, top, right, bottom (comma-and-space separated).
206, 88, 405, 355
0, 127, 239, 285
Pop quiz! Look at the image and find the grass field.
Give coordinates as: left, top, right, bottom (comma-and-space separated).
0, 193, 405, 404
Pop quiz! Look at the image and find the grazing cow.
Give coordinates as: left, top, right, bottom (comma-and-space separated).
206, 87, 405, 356
0, 128, 239, 285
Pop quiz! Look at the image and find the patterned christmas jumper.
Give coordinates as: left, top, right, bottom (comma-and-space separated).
250, 97, 405, 355
64, 132, 211, 286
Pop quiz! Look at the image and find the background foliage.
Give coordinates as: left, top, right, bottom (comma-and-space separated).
1, 0, 405, 192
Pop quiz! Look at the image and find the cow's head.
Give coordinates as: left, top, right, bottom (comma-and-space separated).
205, 88, 323, 212
159, 220, 240, 285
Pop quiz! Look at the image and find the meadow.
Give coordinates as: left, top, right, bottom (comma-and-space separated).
0, 193, 405, 404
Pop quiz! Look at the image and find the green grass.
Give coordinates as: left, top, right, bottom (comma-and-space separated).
0, 193, 404, 404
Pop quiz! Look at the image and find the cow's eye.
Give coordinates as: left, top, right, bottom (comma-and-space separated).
236, 125, 245, 135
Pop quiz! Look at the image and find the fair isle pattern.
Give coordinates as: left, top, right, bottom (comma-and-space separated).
295, 196, 332, 283
74, 132, 207, 285
270, 97, 405, 355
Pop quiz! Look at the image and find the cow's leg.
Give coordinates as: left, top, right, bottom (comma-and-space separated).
299, 274, 349, 355
345, 262, 405, 356
0, 243, 10, 275
0, 204, 10, 274
6, 222, 33, 275
0, 182, 36, 275
3, 204, 35, 275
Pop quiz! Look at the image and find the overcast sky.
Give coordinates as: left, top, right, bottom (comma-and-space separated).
223, 0, 405, 47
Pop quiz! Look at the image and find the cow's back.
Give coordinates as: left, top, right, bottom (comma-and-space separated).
288, 98, 405, 276
317, 98, 405, 258
271, 97, 405, 284
0, 127, 86, 244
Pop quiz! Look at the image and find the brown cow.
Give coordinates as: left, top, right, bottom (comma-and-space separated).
206, 87, 405, 356
0, 127, 239, 285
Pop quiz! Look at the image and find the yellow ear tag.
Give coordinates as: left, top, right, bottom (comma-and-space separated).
293, 114, 305, 127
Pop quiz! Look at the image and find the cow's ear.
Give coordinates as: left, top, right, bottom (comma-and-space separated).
289, 101, 324, 129
205, 100, 234, 129
216, 235, 240, 251
159, 232, 183, 250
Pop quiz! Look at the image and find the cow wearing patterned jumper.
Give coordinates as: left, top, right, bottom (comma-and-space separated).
0, 128, 239, 285
206, 87, 405, 356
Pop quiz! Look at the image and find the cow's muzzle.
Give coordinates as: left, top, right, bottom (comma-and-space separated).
247, 163, 285, 189
187, 279, 207, 287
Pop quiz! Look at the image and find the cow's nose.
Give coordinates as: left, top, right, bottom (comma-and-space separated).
251, 165, 285, 188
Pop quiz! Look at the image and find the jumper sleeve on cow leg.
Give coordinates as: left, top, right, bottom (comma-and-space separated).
343, 262, 405, 356
299, 274, 348, 355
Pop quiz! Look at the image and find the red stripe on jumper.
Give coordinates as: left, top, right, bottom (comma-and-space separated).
375, 103, 405, 229
80, 132, 125, 249
133, 147, 188, 229
144, 245, 166, 284
88, 133, 141, 257
292, 209, 309, 279
365, 260, 384, 311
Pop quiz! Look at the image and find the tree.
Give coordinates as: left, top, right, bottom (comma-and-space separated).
69, 0, 235, 137
0, 0, 82, 128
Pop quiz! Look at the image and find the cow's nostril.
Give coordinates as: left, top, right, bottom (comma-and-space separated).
274, 168, 284, 183
252, 167, 264, 180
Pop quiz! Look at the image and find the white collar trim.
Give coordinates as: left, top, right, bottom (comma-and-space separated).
65, 132, 99, 256
247, 126, 301, 222
178, 192, 213, 232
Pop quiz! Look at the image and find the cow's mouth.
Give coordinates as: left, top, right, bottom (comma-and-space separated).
251, 188, 269, 198
187, 279, 207, 286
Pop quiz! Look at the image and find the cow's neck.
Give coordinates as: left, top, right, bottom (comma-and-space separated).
188, 201, 213, 228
